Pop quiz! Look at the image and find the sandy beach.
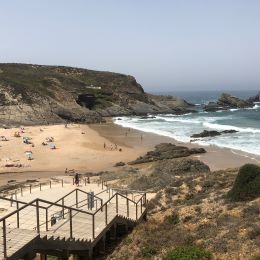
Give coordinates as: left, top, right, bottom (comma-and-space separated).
0, 120, 259, 186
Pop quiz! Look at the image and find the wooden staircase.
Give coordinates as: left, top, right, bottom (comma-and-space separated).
0, 188, 147, 259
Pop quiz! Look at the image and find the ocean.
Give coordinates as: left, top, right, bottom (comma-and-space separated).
114, 90, 260, 156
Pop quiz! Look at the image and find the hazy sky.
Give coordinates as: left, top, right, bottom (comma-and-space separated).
1, 1, 260, 91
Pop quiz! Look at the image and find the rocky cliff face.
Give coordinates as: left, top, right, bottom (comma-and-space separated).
0, 63, 194, 126
204, 93, 254, 112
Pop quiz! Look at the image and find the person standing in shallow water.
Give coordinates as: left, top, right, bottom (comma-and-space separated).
74, 173, 80, 186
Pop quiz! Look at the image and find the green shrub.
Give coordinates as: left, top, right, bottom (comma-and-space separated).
227, 164, 260, 201
164, 211, 180, 225
251, 256, 260, 260
163, 246, 212, 260
140, 246, 157, 257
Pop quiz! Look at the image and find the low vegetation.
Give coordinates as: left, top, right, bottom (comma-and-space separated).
163, 246, 212, 260
103, 159, 260, 259
227, 164, 260, 201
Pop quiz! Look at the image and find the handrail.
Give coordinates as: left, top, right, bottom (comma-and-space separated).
0, 187, 147, 253
0, 199, 38, 222
76, 188, 103, 202
47, 188, 103, 210
0, 196, 46, 210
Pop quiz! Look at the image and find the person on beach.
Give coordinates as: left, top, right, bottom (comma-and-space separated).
74, 173, 80, 186
104, 142, 106, 149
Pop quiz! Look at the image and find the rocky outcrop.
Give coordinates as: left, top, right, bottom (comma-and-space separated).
129, 158, 210, 191
191, 129, 238, 138
204, 93, 254, 112
248, 91, 260, 102
0, 63, 194, 126
128, 143, 206, 165
218, 93, 254, 108
191, 130, 221, 138
155, 158, 210, 175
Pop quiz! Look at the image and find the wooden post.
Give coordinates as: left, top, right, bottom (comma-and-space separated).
21, 187, 23, 197
36, 200, 40, 233
85, 178, 86, 186
105, 204, 108, 225
116, 193, 118, 214
76, 189, 78, 208
16, 202, 20, 228
62, 198, 65, 218
30, 184, 32, 194
45, 208, 48, 231
92, 214, 95, 239
101, 199, 103, 212
136, 203, 138, 220
141, 198, 143, 214
127, 199, 129, 218
3, 219, 7, 258
69, 209, 73, 238
101, 181, 103, 190
40, 183, 42, 191
50, 181, 51, 189
62, 179, 64, 187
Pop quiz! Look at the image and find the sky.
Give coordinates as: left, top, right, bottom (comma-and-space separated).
1, 1, 260, 92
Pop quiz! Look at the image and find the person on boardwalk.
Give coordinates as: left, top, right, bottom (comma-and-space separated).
74, 173, 80, 186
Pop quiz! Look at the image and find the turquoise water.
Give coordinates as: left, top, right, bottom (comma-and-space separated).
114, 91, 260, 156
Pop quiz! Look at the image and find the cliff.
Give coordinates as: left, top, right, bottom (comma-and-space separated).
0, 63, 194, 126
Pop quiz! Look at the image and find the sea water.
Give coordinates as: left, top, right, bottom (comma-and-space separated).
114, 90, 260, 156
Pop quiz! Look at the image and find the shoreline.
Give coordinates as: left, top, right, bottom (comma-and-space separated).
91, 118, 260, 171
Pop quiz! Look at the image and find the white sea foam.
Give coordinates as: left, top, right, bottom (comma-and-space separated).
203, 122, 260, 133
113, 110, 260, 156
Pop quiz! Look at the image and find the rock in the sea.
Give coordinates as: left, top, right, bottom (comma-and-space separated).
191, 129, 238, 138
217, 93, 254, 108
248, 91, 260, 102
191, 130, 221, 138
203, 102, 223, 112
140, 115, 156, 119
128, 143, 206, 164
221, 130, 238, 134
204, 93, 254, 112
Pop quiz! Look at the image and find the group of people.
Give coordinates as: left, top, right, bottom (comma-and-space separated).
103, 142, 119, 151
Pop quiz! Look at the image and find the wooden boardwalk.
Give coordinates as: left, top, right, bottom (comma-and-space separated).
0, 186, 147, 259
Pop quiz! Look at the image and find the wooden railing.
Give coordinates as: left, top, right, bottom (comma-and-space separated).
0, 189, 147, 258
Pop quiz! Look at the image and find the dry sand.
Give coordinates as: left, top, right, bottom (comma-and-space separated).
0, 123, 146, 183
0, 120, 259, 186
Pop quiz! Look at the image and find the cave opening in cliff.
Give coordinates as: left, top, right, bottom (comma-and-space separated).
76, 94, 96, 109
